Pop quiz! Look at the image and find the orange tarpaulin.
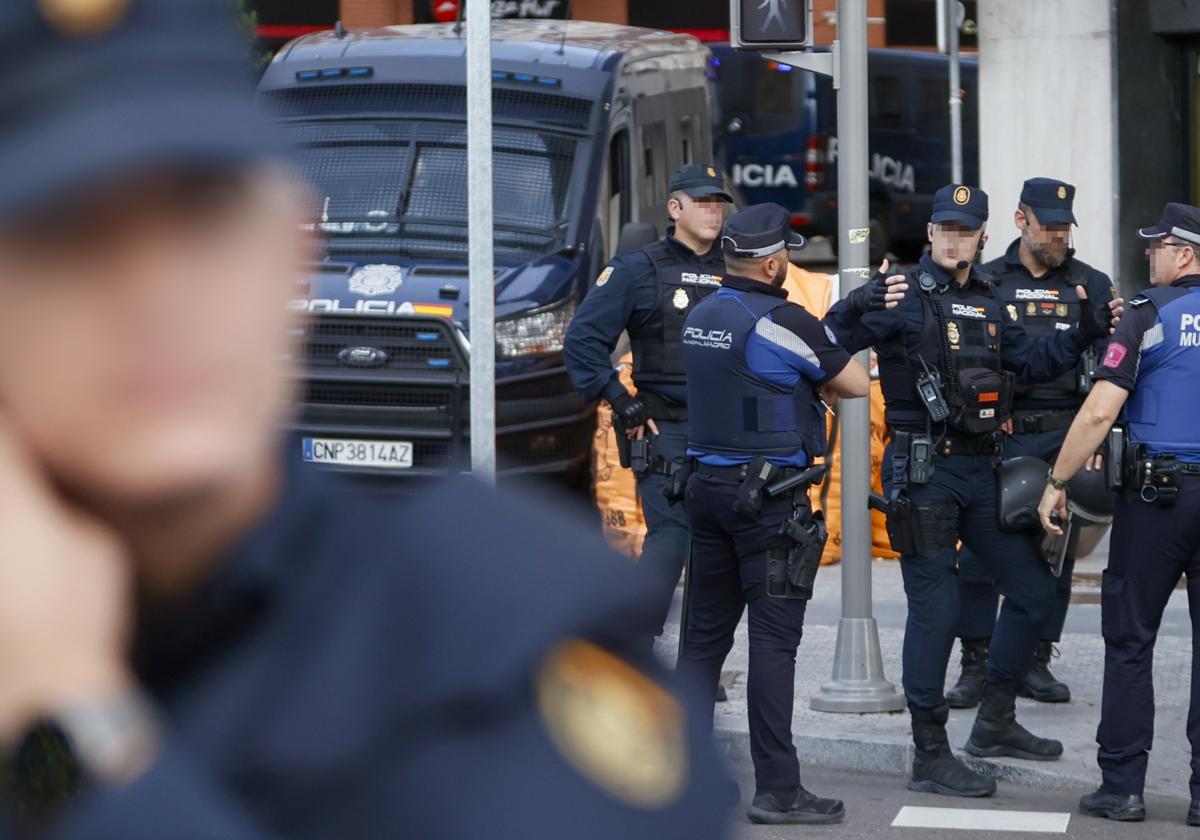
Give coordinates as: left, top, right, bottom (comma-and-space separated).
591, 263, 897, 562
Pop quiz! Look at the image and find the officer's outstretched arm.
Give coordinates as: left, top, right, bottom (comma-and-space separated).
823, 293, 908, 356
824, 358, 870, 399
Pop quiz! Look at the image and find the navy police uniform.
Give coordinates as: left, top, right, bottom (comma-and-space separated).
824, 184, 1113, 792
953, 178, 1115, 705
564, 164, 730, 633
676, 204, 849, 824
1088, 204, 1200, 806
0, 2, 729, 837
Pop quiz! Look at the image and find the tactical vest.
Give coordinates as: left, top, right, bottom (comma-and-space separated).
629, 240, 723, 391
1124, 284, 1200, 462
683, 287, 825, 461
993, 261, 1087, 405
877, 270, 1004, 431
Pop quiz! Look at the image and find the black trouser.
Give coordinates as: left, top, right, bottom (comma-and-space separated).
1098, 477, 1200, 799
635, 419, 690, 637
675, 471, 808, 793
956, 427, 1075, 642
882, 444, 1056, 713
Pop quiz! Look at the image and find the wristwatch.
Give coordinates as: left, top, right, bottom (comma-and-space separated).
1046, 470, 1070, 490
5, 691, 161, 805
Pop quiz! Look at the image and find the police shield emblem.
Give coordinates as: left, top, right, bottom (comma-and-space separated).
1056, 303, 1069, 317
1057, 185, 1068, 200
672, 288, 689, 310
1026, 302, 1037, 316
953, 186, 971, 206
348, 264, 404, 297
1006, 304, 1019, 322
946, 321, 961, 346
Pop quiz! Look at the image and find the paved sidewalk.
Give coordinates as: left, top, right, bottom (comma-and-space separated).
656, 552, 1197, 798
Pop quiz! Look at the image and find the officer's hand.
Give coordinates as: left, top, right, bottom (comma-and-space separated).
1000, 418, 1014, 436
1077, 287, 1126, 341
632, 418, 660, 439
610, 392, 651, 440
1086, 452, 1104, 472
1038, 485, 1069, 535
846, 259, 907, 313
0, 423, 133, 743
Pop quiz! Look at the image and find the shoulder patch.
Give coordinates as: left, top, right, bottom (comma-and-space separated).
595, 266, 614, 287
536, 639, 687, 810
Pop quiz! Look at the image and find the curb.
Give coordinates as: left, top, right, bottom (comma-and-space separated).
711, 726, 1104, 793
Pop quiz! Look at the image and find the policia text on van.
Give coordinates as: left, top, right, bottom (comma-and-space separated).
260, 21, 715, 478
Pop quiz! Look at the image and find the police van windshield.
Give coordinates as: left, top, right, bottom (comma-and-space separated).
289, 120, 576, 263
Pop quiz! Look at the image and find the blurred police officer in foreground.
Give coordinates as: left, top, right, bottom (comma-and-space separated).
565, 165, 730, 636
676, 204, 901, 825
948, 178, 1115, 709
0, 3, 729, 837
825, 184, 1122, 798
1039, 203, 1200, 825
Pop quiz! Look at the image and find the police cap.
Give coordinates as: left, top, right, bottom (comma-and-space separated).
931, 183, 989, 230
669, 163, 733, 203
721, 203, 807, 259
0, 0, 283, 222
1020, 177, 1077, 226
1138, 202, 1200, 247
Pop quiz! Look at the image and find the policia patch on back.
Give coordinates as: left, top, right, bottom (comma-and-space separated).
536, 639, 688, 809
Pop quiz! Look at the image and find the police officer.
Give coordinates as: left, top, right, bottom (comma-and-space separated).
824, 184, 1122, 797
565, 164, 730, 633
947, 178, 1115, 708
1039, 203, 1200, 825
675, 203, 899, 825
0, 3, 729, 837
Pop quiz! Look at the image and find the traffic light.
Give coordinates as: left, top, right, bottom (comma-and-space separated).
729, 0, 811, 50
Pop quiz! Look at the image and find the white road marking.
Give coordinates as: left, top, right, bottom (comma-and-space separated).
892, 806, 1070, 833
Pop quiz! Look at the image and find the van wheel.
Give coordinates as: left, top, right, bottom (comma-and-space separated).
868, 204, 890, 265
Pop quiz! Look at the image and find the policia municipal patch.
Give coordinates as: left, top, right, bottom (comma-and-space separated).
536, 639, 688, 809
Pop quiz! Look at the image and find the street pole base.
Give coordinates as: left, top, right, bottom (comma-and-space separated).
810, 617, 906, 713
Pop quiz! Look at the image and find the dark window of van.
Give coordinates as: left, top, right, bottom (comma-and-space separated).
870, 75, 906, 131
918, 77, 948, 131
642, 122, 667, 204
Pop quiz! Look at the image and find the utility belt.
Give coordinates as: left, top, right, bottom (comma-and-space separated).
1118, 442, 1200, 508
1012, 408, 1076, 435
711, 458, 828, 602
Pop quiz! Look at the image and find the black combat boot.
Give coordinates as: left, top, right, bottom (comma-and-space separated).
945, 639, 988, 709
908, 706, 996, 797
966, 680, 1063, 761
1018, 641, 1070, 703
1079, 789, 1146, 822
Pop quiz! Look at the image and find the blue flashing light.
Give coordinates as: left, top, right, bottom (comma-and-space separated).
347, 67, 373, 77
416, 332, 441, 342
776, 63, 793, 72
513, 73, 535, 83
319, 68, 344, 78
296, 70, 320, 81
426, 358, 452, 368
535, 76, 561, 87
492, 70, 511, 80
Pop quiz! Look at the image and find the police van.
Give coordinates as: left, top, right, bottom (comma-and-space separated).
260, 21, 714, 479
712, 45, 979, 262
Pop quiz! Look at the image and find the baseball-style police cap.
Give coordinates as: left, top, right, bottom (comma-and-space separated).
1020, 177, 1077, 226
1138, 202, 1200, 246
721, 203, 806, 258
931, 183, 989, 230
669, 163, 734, 202
0, 0, 284, 222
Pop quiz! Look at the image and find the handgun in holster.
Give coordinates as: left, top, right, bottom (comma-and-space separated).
611, 414, 632, 469
662, 458, 694, 505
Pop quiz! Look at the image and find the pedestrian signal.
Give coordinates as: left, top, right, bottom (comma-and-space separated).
730, 0, 811, 50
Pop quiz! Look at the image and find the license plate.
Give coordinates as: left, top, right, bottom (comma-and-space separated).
302, 437, 413, 470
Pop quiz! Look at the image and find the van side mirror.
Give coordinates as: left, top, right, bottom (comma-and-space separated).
616, 222, 658, 256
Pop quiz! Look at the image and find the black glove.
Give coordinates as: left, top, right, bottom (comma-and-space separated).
609, 392, 648, 429
1077, 293, 1113, 343
844, 268, 893, 314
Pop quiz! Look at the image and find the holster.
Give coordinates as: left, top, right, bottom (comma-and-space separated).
884, 494, 959, 556
662, 458, 694, 505
1132, 453, 1181, 508
629, 436, 654, 478
766, 500, 827, 600
612, 415, 632, 469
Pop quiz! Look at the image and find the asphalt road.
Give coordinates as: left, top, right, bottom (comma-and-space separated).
725, 763, 1195, 840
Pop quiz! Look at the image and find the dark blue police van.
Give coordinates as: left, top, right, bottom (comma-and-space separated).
260, 22, 714, 479
711, 46, 979, 262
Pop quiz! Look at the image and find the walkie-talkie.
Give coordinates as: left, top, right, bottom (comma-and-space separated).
915, 359, 950, 423
908, 435, 935, 484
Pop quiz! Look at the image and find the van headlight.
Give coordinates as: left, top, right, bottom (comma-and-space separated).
495, 299, 577, 358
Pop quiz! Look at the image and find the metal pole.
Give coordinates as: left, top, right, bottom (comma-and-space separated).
810, 0, 904, 714
466, 0, 497, 484
949, 0, 963, 184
